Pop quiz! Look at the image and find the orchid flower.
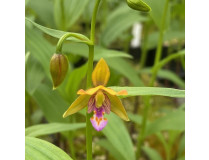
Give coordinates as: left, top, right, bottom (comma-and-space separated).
63, 58, 129, 131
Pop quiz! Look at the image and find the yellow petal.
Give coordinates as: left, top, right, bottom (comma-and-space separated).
92, 58, 110, 86
77, 89, 86, 95
117, 90, 128, 95
106, 93, 129, 121
102, 87, 118, 95
77, 86, 103, 95
95, 90, 105, 107
103, 87, 128, 96
63, 95, 91, 118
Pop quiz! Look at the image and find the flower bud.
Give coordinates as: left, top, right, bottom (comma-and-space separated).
126, 0, 151, 12
50, 54, 69, 89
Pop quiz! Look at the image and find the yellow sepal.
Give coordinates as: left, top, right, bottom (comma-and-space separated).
63, 95, 91, 118
92, 58, 110, 86
77, 86, 128, 96
106, 93, 129, 121
77, 86, 103, 95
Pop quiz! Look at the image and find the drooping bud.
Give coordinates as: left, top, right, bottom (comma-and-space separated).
50, 53, 69, 89
126, 0, 151, 12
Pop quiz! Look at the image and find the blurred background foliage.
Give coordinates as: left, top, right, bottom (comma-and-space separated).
25, 0, 185, 159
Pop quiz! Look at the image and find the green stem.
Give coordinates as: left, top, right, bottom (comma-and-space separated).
140, 21, 150, 68
136, 0, 170, 158
153, 0, 170, 66
86, 1, 102, 160
90, 0, 101, 43
56, 33, 92, 53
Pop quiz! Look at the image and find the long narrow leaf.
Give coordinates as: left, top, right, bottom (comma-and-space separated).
110, 87, 185, 98
25, 123, 85, 137
25, 17, 90, 43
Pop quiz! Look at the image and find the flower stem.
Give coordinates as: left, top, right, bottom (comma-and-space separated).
56, 33, 92, 53
86, 0, 102, 160
136, 0, 170, 158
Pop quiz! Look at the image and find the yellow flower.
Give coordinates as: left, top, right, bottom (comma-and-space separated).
63, 58, 129, 131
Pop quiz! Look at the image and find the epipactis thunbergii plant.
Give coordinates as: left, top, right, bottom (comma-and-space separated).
63, 58, 129, 131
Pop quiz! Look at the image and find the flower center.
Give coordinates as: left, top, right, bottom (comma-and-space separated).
95, 90, 105, 108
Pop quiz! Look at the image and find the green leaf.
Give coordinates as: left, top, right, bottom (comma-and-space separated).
25, 123, 85, 137
54, 0, 89, 30
25, 24, 54, 77
33, 83, 69, 123
102, 114, 135, 160
58, 62, 88, 104
145, 110, 185, 136
143, 0, 170, 30
26, 55, 45, 95
128, 113, 143, 125
25, 137, 73, 160
27, 0, 55, 27
25, 17, 90, 43
110, 87, 185, 98
63, 43, 133, 59
140, 68, 185, 89
142, 146, 163, 160
97, 139, 126, 160
106, 58, 144, 86
101, 4, 147, 47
